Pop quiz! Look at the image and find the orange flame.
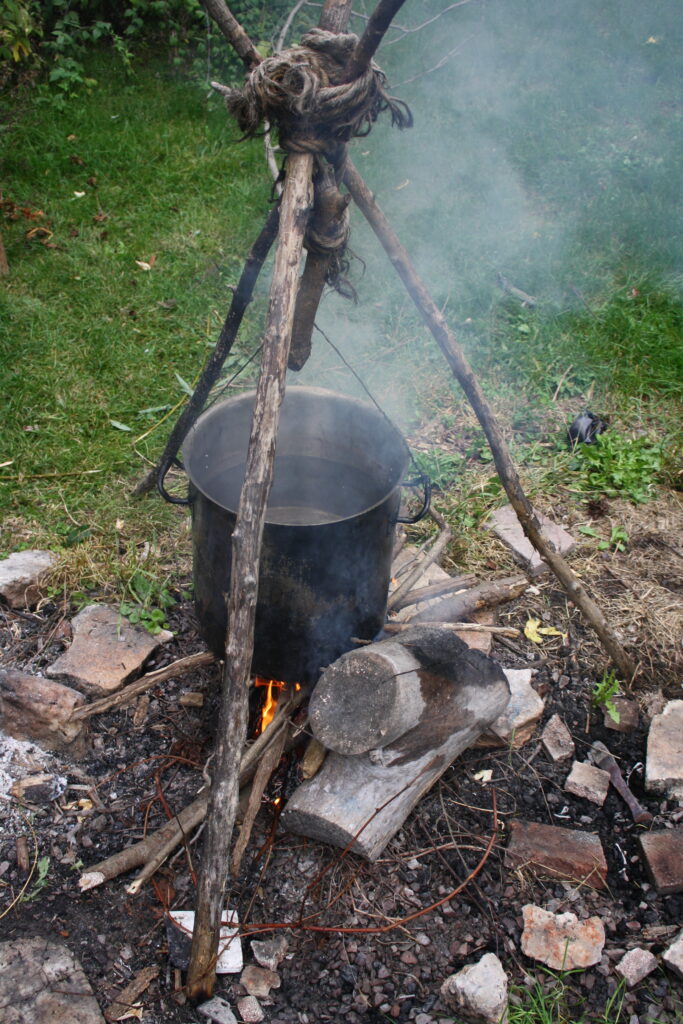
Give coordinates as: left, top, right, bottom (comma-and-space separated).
254, 677, 286, 732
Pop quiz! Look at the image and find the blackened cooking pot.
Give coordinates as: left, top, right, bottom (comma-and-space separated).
159, 386, 429, 683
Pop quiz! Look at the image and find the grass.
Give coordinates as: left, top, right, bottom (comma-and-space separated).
0, 55, 271, 586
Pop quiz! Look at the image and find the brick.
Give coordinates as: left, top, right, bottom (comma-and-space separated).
615, 948, 658, 987
0, 668, 87, 754
645, 700, 683, 799
505, 819, 608, 889
0, 550, 56, 608
564, 761, 610, 806
662, 930, 683, 981
477, 669, 544, 749
521, 905, 605, 970
487, 505, 575, 578
47, 604, 172, 696
541, 714, 575, 761
639, 828, 683, 894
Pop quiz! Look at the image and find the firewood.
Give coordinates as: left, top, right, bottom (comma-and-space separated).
387, 507, 451, 611
391, 573, 477, 611
409, 575, 528, 624
283, 627, 510, 860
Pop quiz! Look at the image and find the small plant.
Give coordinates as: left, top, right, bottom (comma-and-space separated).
20, 855, 50, 902
574, 431, 664, 504
119, 569, 177, 635
411, 447, 464, 489
592, 669, 621, 723
599, 525, 629, 552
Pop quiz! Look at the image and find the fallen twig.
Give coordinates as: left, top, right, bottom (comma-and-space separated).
70, 652, 216, 720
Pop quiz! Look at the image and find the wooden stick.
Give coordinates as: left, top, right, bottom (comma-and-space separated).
230, 725, 287, 876
201, 0, 263, 67
409, 574, 527, 624
343, 0, 410, 82
384, 622, 520, 637
132, 207, 280, 496
343, 159, 636, 682
186, 152, 313, 1002
391, 573, 477, 611
70, 652, 215, 720
387, 507, 451, 611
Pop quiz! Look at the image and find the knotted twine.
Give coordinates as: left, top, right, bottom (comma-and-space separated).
214, 28, 412, 292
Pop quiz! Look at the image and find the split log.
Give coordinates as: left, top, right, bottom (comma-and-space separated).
186, 151, 313, 1001
409, 575, 528, 624
343, 158, 637, 682
283, 626, 510, 861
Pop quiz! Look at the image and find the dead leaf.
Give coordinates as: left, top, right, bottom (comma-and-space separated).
93, 211, 108, 223
69, 154, 86, 166
87, 176, 97, 187
25, 226, 53, 241
135, 260, 151, 272
524, 617, 567, 644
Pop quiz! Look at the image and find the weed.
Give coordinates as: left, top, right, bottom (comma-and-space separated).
574, 432, 665, 504
119, 569, 178, 635
592, 670, 621, 724
19, 855, 50, 902
411, 448, 464, 489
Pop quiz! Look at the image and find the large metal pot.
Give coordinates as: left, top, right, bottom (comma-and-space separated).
160, 386, 429, 683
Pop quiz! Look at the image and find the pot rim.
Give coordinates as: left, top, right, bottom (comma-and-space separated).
182, 385, 411, 526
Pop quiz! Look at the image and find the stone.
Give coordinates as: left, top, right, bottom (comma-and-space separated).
505, 820, 608, 889
639, 829, 683, 894
0, 936, 105, 1024
47, 604, 173, 696
520, 905, 605, 970
440, 952, 508, 1024
615, 948, 658, 987
198, 996, 238, 1024
251, 935, 289, 972
604, 698, 639, 733
645, 700, 683, 799
0, 668, 87, 754
564, 761, 610, 806
477, 669, 544, 749
0, 550, 56, 608
486, 505, 575, 578
236, 996, 265, 1023
662, 930, 683, 981
541, 714, 575, 761
240, 965, 281, 999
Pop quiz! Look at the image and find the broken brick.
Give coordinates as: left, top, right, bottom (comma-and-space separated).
639, 828, 683, 895
564, 761, 610, 806
505, 819, 608, 889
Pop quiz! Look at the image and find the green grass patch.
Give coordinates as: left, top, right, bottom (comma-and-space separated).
0, 54, 270, 571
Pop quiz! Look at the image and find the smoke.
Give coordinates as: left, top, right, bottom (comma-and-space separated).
287, 0, 682, 423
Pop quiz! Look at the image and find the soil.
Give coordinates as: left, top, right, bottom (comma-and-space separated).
1, 519, 682, 1024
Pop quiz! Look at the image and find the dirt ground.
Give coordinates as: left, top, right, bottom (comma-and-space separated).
1, 493, 682, 1024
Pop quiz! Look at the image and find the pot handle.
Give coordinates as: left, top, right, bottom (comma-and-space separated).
397, 472, 431, 524
157, 456, 191, 506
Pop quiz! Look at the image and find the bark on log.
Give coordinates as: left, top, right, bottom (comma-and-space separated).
186, 152, 313, 1002
132, 207, 279, 496
283, 627, 510, 861
343, 159, 637, 682
410, 575, 528, 624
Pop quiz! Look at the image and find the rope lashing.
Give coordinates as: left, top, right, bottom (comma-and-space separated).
213, 28, 412, 155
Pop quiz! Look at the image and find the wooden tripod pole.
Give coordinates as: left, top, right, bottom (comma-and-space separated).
185, 151, 313, 1000
343, 159, 636, 682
